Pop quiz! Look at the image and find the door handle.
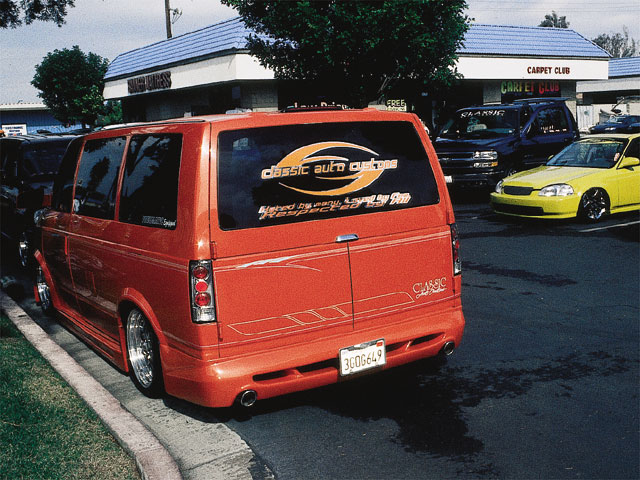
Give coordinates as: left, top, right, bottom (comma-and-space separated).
336, 234, 359, 243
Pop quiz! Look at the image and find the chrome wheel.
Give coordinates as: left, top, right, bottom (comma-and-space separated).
580, 189, 608, 222
36, 266, 53, 314
18, 232, 30, 268
126, 309, 158, 392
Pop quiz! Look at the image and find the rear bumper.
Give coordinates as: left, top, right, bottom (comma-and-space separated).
161, 303, 464, 408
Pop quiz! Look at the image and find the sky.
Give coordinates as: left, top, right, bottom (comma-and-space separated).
1, 0, 639, 104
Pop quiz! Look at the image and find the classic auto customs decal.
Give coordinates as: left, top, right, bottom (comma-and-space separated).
413, 277, 447, 299
261, 141, 398, 196
259, 141, 411, 221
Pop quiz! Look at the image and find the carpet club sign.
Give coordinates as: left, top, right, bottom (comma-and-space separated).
127, 71, 172, 94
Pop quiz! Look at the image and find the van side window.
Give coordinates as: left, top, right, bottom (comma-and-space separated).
119, 134, 182, 229
52, 137, 83, 212
73, 137, 126, 219
532, 108, 569, 135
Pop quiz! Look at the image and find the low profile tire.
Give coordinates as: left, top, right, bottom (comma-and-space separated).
126, 308, 163, 397
35, 266, 54, 316
579, 188, 609, 222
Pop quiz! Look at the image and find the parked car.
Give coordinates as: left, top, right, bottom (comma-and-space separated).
589, 115, 640, 134
434, 98, 580, 187
0, 134, 78, 267
491, 133, 640, 221
33, 109, 464, 408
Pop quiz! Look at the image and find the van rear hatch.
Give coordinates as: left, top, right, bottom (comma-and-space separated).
210, 114, 455, 356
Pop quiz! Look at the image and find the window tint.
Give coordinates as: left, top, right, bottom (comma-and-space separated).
548, 140, 625, 168
0, 139, 20, 184
20, 140, 71, 177
218, 121, 439, 230
441, 109, 519, 139
533, 108, 569, 134
52, 137, 83, 212
119, 134, 182, 229
73, 137, 125, 219
625, 138, 639, 158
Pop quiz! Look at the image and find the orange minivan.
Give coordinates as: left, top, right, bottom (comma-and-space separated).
34, 108, 464, 408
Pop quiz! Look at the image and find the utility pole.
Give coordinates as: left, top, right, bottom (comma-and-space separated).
165, 0, 173, 39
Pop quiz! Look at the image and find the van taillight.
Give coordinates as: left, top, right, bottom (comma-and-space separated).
190, 260, 216, 323
451, 223, 461, 275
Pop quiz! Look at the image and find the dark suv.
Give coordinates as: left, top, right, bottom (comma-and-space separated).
434, 98, 579, 187
1, 134, 78, 267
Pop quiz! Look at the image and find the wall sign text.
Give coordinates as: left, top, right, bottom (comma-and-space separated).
128, 71, 172, 94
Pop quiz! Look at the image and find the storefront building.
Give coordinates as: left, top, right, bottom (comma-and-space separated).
103, 18, 610, 126
0, 103, 82, 135
576, 56, 640, 130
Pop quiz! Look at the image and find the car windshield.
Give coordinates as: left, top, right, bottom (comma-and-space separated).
608, 116, 639, 125
547, 140, 627, 168
440, 108, 519, 139
609, 117, 627, 124
20, 141, 70, 176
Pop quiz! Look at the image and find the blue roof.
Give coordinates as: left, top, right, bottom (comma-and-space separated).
105, 17, 257, 79
460, 24, 610, 58
609, 57, 640, 77
106, 18, 610, 80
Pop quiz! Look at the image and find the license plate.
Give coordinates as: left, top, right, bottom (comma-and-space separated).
445, 175, 453, 184
339, 339, 386, 376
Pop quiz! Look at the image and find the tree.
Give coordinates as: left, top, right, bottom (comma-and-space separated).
592, 26, 637, 58
32, 46, 110, 127
221, 0, 469, 108
98, 100, 124, 127
539, 11, 569, 28
0, 0, 75, 28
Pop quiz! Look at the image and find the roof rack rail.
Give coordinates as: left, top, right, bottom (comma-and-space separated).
282, 105, 346, 113
512, 97, 568, 104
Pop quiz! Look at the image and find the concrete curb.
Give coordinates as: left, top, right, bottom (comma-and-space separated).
1, 292, 183, 480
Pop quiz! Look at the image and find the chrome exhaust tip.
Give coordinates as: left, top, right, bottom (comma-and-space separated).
442, 341, 455, 356
239, 390, 257, 408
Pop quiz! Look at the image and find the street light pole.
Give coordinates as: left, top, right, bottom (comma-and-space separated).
165, 0, 173, 39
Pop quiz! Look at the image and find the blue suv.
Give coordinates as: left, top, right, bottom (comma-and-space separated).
434, 98, 579, 187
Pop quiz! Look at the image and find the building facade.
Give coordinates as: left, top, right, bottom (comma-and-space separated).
103, 18, 610, 128
0, 103, 82, 136
576, 56, 640, 130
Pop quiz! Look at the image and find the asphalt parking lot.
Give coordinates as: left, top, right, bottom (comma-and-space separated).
2, 198, 639, 479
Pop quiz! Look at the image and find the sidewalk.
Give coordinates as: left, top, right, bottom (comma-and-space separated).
1, 291, 182, 480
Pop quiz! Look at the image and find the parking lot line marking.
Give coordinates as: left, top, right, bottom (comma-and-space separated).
579, 220, 640, 233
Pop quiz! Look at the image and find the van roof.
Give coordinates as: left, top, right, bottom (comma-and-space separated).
86, 108, 418, 135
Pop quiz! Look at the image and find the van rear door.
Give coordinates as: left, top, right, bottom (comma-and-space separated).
347, 222, 455, 330
212, 115, 445, 355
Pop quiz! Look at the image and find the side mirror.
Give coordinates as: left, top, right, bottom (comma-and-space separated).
619, 156, 640, 169
16, 187, 45, 210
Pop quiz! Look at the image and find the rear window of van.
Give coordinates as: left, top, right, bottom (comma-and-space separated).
217, 121, 439, 230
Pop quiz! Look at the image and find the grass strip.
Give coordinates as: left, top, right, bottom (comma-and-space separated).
0, 314, 140, 480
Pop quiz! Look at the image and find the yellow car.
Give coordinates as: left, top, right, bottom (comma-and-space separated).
491, 133, 640, 221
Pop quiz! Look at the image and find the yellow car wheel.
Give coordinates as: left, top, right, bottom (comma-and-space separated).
579, 188, 609, 222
